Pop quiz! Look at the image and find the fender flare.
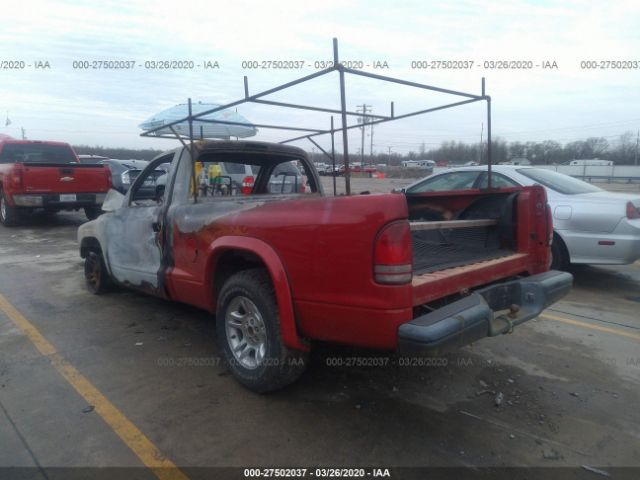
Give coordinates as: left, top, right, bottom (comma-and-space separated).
204, 236, 309, 352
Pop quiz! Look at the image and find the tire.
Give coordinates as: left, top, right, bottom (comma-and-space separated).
550, 233, 569, 271
0, 189, 20, 226
216, 268, 308, 393
84, 206, 103, 221
84, 250, 111, 294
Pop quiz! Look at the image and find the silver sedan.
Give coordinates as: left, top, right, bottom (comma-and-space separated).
402, 165, 640, 269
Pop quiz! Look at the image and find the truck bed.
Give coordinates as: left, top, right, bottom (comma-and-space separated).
408, 191, 518, 275
411, 221, 512, 274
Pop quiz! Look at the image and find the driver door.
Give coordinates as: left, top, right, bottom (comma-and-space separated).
106, 153, 174, 293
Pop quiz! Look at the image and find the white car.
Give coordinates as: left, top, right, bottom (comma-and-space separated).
402, 165, 640, 269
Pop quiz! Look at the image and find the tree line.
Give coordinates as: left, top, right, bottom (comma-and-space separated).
311, 131, 639, 166
75, 130, 639, 166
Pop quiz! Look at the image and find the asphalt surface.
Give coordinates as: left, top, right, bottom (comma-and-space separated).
0, 209, 639, 478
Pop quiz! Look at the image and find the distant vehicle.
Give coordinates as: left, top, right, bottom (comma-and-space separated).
315, 163, 339, 176
78, 154, 110, 164
0, 139, 111, 225
401, 165, 640, 269
339, 164, 377, 175
99, 159, 154, 193
267, 161, 307, 193
401, 160, 435, 168
569, 159, 613, 166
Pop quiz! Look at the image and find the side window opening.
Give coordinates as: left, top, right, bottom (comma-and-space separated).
130, 154, 174, 206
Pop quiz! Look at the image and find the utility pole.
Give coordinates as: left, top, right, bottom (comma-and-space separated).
387, 146, 392, 167
21, 127, 26, 140
356, 104, 371, 165
635, 129, 639, 166
479, 122, 484, 164
369, 122, 374, 163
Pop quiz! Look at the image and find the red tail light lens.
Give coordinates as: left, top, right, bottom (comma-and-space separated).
105, 166, 112, 189
241, 176, 254, 195
373, 221, 412, 284
626, 201, 640, 219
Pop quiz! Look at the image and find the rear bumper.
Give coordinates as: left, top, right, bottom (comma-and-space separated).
12, 193, 106, 209
398, 270, 573, 354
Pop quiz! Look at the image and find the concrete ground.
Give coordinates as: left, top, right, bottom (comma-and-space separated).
0, 205, 639, 478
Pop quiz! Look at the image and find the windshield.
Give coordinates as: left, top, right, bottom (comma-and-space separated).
517, 168, 602, 195
0, 143, 78, 164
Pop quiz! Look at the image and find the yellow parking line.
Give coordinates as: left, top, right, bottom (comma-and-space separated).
542, 312, 640, 342
0, 294, 189, 480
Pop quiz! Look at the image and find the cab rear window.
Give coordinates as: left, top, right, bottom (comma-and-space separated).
0, 144, 78, 164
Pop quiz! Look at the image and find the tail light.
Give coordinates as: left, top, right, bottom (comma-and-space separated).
241, 175, 254, 195
373, 221, 412, 284
105, 167, 112, 189
11, 164, 23, 189
626, 201, 640, 219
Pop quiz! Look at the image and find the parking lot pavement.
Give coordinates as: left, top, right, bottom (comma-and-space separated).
1, 211, 639, 476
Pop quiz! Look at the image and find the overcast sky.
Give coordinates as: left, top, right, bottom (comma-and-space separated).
0, 0, 638, 154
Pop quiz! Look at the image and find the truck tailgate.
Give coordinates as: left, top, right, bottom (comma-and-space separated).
21, 163, 109, 193
412, 253, 529, 306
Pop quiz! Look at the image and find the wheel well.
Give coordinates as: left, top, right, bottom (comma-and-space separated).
80, 237, 103, 259
553, 231, 570, 262
213, 249, 268, 300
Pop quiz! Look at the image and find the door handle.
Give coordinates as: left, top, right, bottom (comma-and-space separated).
152, 221, 162, 233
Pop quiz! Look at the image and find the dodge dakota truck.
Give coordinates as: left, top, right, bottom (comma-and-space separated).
0, 138, 111, 225
78, 141, 572, 392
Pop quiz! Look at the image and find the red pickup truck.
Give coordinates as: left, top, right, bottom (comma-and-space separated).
0, 138, 111, 225
78, 141, 572, 392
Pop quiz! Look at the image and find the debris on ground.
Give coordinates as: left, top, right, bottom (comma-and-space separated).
479, 379, 489, 388
495, 392, 504, 406
475, 389, 495, 397
82, 405, 95, 414
542, 448, 562, 460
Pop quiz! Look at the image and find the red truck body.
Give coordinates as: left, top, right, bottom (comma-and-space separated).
78, 141, 572, 392
0, 139, 111, 225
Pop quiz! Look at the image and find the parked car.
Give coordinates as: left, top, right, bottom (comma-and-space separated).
98, 159, 153, 193
267, 161, 306, 193
401, 165, 640, 269
0, 139, 111, 225
78, 141, 571, 392
78, 154, 110, 164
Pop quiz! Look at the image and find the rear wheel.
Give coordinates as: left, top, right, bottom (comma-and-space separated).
216, 269, 307, 393
84, 250, 111, 294
84, 206, 103, 221
550, 233, 569, 271
0, 189, 19, 226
